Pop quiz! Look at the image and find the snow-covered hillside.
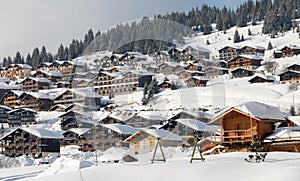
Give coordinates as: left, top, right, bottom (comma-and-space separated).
1, 147, 300, 181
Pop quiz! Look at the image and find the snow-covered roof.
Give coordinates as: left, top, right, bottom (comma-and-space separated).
21, 127, 63, 139
71, 88, 102, 98
39, 70, 63, 77
22, 77, 51, 83
210, 101, 288, 125
0, 105, 13, 111
264, 126, 300, 142
137, 111, 166, 121
175, 118, 220, 132
0, 82, 21, 90
8, 108, 37, 114
100, 124, 140, 135
0, 77, 10, 83
15, 64, 32, 69
124, 128, 182, 142
25, 91, 53, 100
287, 116, 300, 126
248, 74, 275, 82
192, 76, 210, 81
241, 45, 266, 50
131, 70, 154, 76
109, 111, 135, 122
184, 45, 211, 53
66, 128, 90, 136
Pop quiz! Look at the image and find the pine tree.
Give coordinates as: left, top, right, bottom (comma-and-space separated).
13, 51, 23, 64
233, 30, 241, 43
26, 53, 32, 66
267, 41, 273, 50
2, 57, 8, 67
248, 28, 252, 36
245, 135, 267, 163
206, 39, 210, 45
31, 48, 40, 68
241, 34, 244, 41
142, 82, 149, 105
7, 57, 12, 66
57, 44, 65, 61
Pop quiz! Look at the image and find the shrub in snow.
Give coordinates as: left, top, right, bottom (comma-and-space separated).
245, 135, 267, 163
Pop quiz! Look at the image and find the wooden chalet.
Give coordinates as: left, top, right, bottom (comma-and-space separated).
18, 92, 53, 111
278, 70, 300, 84
240, 45, 265, 56
204, 66, 229, 79
49, 104, 67, 112
184, 63, 203, 71
248, 74, 275, 84
34, 70, 63, 85
0, 105, 12, 128
274, 45, 300, 58
1, 64, 32, 80
177, 70, 204, 80
59, 110, 93, 130
56, 81, 70, 88
146, 65, 159, 74
7, 108, 36, 127
218, 45, 241, 61
61, 128, 90, 146
228, 55, 263, 70
184, 46, 210, 60
93, 71, 138, 96
152, 51, 171, 64
53, 88, 101, 109
77, 124, 139, 152
36, 62, 52, 71
0, 127, 62, 158
173, 118, 219, 141
287, 64, 300, 72
231, 68, 256, 78
21, 77, 50, 92
129, 70, 154, 88
72, 71, 98, 79
157, 62, 176, 75
124, 129, 181, 155
1, 90, 24, 109
185, 76, 209, 87
264, 126, 300, 152
209, 101, 287, 150
70, 78, 91, 88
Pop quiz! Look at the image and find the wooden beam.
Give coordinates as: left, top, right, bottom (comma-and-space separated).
190, 135, 205, 163
151, 138, 166, 164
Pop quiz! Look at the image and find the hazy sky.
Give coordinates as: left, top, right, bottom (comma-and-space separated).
0, 0, 246, 60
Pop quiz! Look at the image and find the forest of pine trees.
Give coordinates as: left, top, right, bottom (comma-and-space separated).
2, 0, 300, 68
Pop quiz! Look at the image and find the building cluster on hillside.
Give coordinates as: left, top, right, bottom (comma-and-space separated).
0, 42, 299, 159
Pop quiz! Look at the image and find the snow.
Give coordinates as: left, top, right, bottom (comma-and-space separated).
141, 128, 182, 141
21, 127, 63, 139
175, 118, 220, 132
100, 124, 140, 135
287, 116, 300, 126
66, 128, 90, 136
265, 126, 300, 142
4, 150, 299, 181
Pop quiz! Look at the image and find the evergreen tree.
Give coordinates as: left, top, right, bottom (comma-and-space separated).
267, 41, 273, 50
2, 57, 8, 67
241, 34, 244, 41
233, 30, 241, 43
57, 44, 65, 61
206, 39, 210, 45
245, 135, 267, 163
26, 53, 32, 66
7, 57, 12, 66
141, 82, 149, 105
13, 51, 23, 64
248, 28, 252, 36
31, 48, 40, 68
40, 46, 48, 63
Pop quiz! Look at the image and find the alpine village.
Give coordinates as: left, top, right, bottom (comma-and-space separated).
1, 0, 300, 167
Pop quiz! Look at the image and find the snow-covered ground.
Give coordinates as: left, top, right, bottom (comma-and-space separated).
1, 147, 299, 181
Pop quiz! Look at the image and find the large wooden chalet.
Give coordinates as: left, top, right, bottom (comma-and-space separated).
0, 127, 62, 158
53, 88, 101, 109
185, 76, 209, 87
7, 108, 36, 127
93, 71, 138, 96
20, 77, 50, 92
218, 45, 265, 61
0, 64, 32, 80
278, 70, 300, 84
209, 101, 287, 150
228, 55, 263, 70
204, 66, 229, 79
34, 70, 63, 85
274, 45, 300, 58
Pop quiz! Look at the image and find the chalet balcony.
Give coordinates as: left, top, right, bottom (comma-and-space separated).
16, 142, 24, 146
9, 142, 17, 147
214, 129, 254, 144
